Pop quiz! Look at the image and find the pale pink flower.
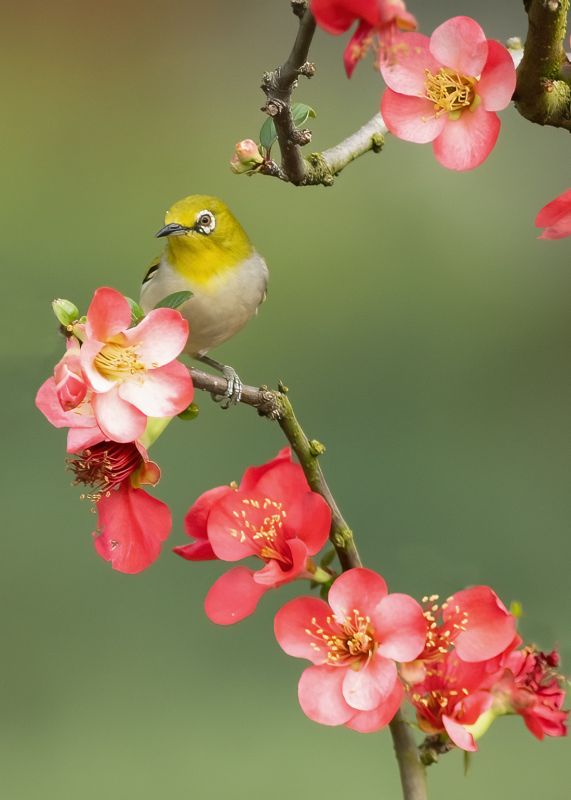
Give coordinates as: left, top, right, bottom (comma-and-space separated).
381, 17, 516, 170
54, 338, 88, 411
80, 287, 193, 442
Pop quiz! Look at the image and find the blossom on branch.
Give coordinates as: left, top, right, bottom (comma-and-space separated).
274, 568, 426, 732
80, 287, 193, 442
380, 16, 516, 170
174, 448, 331, 625
311, 0, 417, 77
535, 188, 571, 240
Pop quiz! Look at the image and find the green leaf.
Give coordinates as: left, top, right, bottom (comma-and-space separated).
154, 290, 193, 310
178, 403, 200, 421
291, 102, 316, 128
126, 297, 145, 326
260, 117, 277, 152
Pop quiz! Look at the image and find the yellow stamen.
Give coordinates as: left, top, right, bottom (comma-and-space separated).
424, 68, 476, 116
95, 343, 145, 381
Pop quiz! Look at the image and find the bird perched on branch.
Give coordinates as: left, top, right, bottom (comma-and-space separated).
140, 195, 268, 406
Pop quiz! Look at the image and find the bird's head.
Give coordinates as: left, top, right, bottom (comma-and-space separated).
156, 195, 253, 280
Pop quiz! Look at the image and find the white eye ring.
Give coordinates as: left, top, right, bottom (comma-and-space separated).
196, 210, 216, 234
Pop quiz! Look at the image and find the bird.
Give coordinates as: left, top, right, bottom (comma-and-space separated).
140, 195, 268, 406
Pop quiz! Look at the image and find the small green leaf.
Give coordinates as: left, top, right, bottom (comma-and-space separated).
178, 403, 200, 421
154, 291, 193, 310
291, 102, 316, 128
126, 297, 145, 326
260, 117, 277, 152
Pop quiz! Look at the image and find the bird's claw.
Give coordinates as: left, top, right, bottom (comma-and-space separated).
212, 366, 243, 409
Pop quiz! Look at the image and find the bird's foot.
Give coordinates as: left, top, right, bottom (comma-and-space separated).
212, 365, 243, 409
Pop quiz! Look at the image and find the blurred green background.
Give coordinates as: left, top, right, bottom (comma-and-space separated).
2, 0, 569, 797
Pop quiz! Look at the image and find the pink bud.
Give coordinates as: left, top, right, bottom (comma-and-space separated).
54, 341, 87, 411
235, 139, 263, 164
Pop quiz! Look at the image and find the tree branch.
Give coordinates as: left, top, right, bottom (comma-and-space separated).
259, 2, 385, 185
515, 0, 571, 129
389, 711, 429, 800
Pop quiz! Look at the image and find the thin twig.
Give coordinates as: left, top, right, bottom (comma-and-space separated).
389, 711, 429, 800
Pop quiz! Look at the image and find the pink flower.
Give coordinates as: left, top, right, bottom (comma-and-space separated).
312, 0, 417, 77
174, 448, 332, 625
535, 188, 571, 240
54, 338, 88, 411
80, 287, 193, 442
401, 586, 517, 682
69, 440, 170, 573
380, 16, 516, 170
408, 650, 495, 751
492, 647, 568, 739
274, 568, 426, 732
36, 374, 105, 453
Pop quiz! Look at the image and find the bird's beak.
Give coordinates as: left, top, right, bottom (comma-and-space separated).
155, 223, 191, 238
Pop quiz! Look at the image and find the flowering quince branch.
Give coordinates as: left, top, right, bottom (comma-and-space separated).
515, 0, 571, 130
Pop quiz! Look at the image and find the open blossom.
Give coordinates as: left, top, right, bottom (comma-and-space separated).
174, 448, 331, 625
80, 287, 193, 442
535, 188, 571, 240
69, 440, 171, 573
312, 0, 417, 76
408, 650, 496, 751
402, 586, 518, 683
381, 16, 516, 170
275, 568, 426, 732
491, 647, 568, 740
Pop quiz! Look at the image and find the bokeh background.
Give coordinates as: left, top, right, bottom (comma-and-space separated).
2, 0, 570, 797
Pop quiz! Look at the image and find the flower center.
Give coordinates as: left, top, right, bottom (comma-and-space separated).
69, 442, 142, 501
95, 343, 145, 381
229, 497, 289, 563
424, 67, 476, 115
420, 595, 469, 660
306, 609, 376, 666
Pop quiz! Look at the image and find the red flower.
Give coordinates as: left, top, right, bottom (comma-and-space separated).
174, 448, 331, 625
535, 188, 571, 240
311, 0, 417, 77
402, 586, 517, 682
275, 568, 426, 732
492, 647, 568, 739
80, 287, 193, 442
69, 441, 170, 574
380, 16, 516, 170
408, 650, 495, 751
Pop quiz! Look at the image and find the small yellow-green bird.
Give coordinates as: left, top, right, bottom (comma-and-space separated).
140, 195, 268, 405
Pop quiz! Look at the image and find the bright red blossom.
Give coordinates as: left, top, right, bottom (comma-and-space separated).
535, 188, 571, 240
492, 647, 568, 739
175, 448, 332, 625
312, 0, 417, 77
80, 287, 193, 442
381, 16, 516, 170
70, 440, 171, 574
275, 568, 426, 732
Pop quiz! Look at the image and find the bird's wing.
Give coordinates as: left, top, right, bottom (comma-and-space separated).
142, 256, 161, 285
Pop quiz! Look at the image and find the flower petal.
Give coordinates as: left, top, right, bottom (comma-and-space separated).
274, 595, 334, 665
381, 89, 446, 143
432, 106, 500, 171
85, 287, 132, 342
80, 339, 115, 393
447, 585, 516, 661
311, 0, 376, 34
67, 426, 106, 453
344, 20, 373, 78
345, 680, 403, 732
375, 593, 427, 662
253, 538, 308, 586
342, 652, 398, 711
284, 492, 331, 554
251, 460, 311, 506
122, 308, 189, 367
93, 483, 171, 574
239, 447, 293, 492
118, 360, 193, 418
328, 568, 388, 621
442, 715, 478, 751
381, 32, 437, 95
477, 40, 516, 111
204, 567, 267, 625
173, 540, 217, 561
92, 388, 147, 443
298, 665, 354, 726
536, 188, 571, 239
185, 485, 235, 540
206, 491, 263, 561
429, 16, 488, 77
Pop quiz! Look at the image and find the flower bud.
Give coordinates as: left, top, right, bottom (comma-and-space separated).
230, 153, 251, 175
52, 298, 80, 327
54, 340, 87, 411
230, 139, 264, 174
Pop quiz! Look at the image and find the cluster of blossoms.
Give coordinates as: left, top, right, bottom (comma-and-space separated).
36, 287, 194, 573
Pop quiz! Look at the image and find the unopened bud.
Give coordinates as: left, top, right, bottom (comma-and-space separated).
230, 139, 264, 174
230, 153, 252, 175
52, 298, 79, 327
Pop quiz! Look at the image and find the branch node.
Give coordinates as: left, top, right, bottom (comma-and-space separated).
278, 380, 289, 394
292, 128, 312, 145
291, 0, 308, 18
309, 439, 326, 457
298, 61, 316, 78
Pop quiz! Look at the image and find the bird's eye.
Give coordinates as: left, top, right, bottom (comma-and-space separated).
200, 214, 211, 226
196, 210, 215, 234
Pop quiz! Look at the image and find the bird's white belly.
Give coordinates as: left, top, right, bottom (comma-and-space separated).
140, 252, 268, 357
